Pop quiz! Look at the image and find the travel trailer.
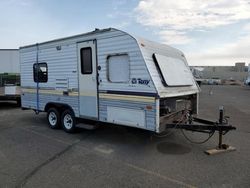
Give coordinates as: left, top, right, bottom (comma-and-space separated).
20, 28, 199, 133
0, 49, 21, 105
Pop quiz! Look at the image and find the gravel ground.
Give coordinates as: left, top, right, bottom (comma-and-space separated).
0, 85, 249, 188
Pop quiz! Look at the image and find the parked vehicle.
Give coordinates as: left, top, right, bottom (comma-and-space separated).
0, 49, 20, 105
20, 28, 199, 133
208, 77, 221, 85
190, 67, 204, 86
0, 73, 21, 105
245, 64, 250, 86
245, 78, 250, 86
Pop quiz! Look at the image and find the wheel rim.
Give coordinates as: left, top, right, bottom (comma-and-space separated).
64, 114, 73, 129
49, 112, 57, 126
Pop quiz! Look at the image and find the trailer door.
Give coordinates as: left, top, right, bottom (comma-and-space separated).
77, 40, 98, 119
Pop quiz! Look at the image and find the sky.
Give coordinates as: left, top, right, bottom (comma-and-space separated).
0, 0, 250, 66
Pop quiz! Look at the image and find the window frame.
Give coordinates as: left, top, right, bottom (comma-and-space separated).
152, 53, 167, 86
33, 62, 48, 83
107, 53, 130, 83
80, 47, 93, 74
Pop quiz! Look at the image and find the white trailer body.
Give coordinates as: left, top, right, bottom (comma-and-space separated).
20, 28, 199, 133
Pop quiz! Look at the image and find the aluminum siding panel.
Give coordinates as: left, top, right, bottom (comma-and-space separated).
97, 34, 155, 92
22, 93, 79, 116
20, 29, 157, 130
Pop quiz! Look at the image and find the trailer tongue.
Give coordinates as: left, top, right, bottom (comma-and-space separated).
163, 106, 236, 155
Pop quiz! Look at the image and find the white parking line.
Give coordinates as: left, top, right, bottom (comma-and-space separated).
125, 163, 196, 188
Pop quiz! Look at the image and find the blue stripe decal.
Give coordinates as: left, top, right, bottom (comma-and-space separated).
99, 90, 158, 98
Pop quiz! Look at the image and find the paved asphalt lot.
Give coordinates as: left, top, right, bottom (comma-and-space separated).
0, 85, 249, 187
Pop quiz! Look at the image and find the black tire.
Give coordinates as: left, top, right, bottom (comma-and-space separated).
61, 109, 76, 133
47, 108, 61, 129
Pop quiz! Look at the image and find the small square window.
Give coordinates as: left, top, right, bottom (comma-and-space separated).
33, 63, 48, 83
108, 54, 129, 83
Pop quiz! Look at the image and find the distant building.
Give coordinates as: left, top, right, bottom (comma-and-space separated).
235, 62, 246, 72
191, 63, 248, 81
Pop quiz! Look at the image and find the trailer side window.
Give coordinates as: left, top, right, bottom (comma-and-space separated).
108, 54, 129, 83
80, 47, 92, 74
33, 63, 48, 83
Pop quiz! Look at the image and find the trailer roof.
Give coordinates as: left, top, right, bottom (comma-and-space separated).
19, 28, 113, 49
19, 27, 182, 56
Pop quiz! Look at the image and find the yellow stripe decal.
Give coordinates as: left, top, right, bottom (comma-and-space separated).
21, 88, 78, 96
22, 88, 155, 103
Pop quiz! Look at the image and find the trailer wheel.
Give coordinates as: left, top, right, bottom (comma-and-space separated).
61, 109, 76, 133
47, 108, 61, 129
